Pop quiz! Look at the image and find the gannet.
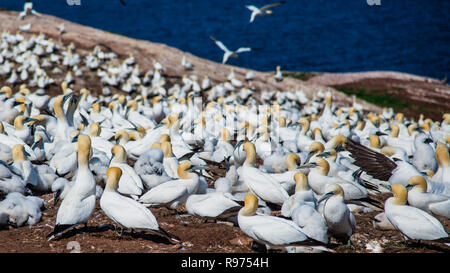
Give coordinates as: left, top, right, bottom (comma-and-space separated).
291, 204, 329, 244
0, 192, 44, 227
100, 167, 180, 242
281, 172, 316, 217
238, 194, 320, 247
318, 184, 357, 243
10, 144, 40, 189
47, 135, 96, 240
274, 66, 283, 82
186, 178, 242, 221
134, 146, 172, 189
109, 144, 144, 198
406, 176, 450, 219
384, 184, 448, 241
19, 1, 41, 20
240, 142, 289, 205
245, 1, 286, 23
209, 36, 251, 64
138, 161, 201, 210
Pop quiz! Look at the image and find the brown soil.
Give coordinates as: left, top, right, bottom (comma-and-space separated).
306, 72, 450, 121
329, 78, 450, 121
0, 181, 449, 253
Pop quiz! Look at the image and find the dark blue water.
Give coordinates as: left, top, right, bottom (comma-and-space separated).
1, 0, 449, 79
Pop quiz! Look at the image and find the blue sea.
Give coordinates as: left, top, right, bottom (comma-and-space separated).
0, 0, 448, 79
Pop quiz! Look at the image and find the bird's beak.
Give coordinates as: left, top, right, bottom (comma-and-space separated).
154, 123, 164, 129
53, 190, 61, 206
304, 151, 315, 164
62, 92, 73, 105
24, 117, 38, 124
335, 143, 344, 152
317, 191, 333, 204
71, 135, 79, 143
13, 101, 25, 107
317, 152, 331, 158
414, 127, 425, 133
336, 123, 345, 129
405, 184, 414, 191
376, 131, 388, 136
298, 162, 317, 169
234, 140, 244, 151
189, 165, 209, 171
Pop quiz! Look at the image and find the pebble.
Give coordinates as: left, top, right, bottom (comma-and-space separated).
365, 240, 384, 253
66, 241, 81, 253
229, 236, 252, 246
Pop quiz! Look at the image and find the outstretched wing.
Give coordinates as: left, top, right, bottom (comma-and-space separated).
222, 51, 233, 64
346, 138, 397, 181
246, 5, 260, 12
235, 47, 252, 54
261, 1, 286, 12
210, 36, 229, 53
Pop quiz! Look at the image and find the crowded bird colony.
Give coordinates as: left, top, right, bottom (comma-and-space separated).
0, 24, 448, 252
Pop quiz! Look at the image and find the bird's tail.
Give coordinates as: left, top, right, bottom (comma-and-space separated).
46, 224, 75, 241
157, 226, 181, 244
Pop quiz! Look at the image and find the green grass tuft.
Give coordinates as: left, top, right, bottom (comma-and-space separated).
336, 87, 410, 110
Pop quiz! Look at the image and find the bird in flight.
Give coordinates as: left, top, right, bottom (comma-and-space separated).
246, 1, 286, 23
120, 0, 126, 6
209, 36, 251, 64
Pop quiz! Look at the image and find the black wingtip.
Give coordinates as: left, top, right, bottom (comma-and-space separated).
46, 224, 74, 240
158, 226, 181, 243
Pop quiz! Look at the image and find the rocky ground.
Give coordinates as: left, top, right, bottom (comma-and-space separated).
0, 9, 449, 253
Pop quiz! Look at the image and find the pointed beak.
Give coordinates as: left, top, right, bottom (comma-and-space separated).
62, 92, 73, 105
335, 143, 344, 152
13, 101, 25, 107
71, 135, 79, 143
298, 162, 317, 169
317, 191, 333, 203
317, 151, 331, 158
336, 123, 345, 129
234, 140, 244, 151
24, 117, 38, 124
376, 131, 388, 136
154, 123, 164, 129
405, 184, 414, 191
189, 165, 209, 171
304, 151, 315, 164
53, 190, 61, 206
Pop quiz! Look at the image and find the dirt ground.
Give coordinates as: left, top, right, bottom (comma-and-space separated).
0, 173, 449, 253
329, 78, 450, 121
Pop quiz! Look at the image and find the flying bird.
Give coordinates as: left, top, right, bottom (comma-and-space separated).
120, 0, 126, 6
209, 36, 251, 64
246, 1, 286, 23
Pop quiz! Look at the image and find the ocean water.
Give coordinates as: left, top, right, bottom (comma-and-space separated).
0, 0, 448, 79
